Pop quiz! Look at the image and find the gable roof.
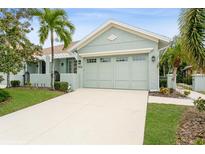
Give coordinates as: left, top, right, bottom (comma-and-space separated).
41, 41, 79, 56
68, 20, 170, 52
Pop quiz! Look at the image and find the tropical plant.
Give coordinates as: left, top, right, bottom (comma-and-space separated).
0, 75, 4, 83
179, 9, 205, 72
0, 9, 41, 87
193, 97, 205, 112
30, 8, 75, 90
160, 37, 189, 89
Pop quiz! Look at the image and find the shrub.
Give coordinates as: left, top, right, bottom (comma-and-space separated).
182, 76, 192, 85
184, 90, 191, 96
0, 89, 11, 103
10, 80, 20, 87
193, 97, 205, 112
54, 81, 69, 92
25, 82, 32, 88
0, 75, 4, 83
160, 78, 167, 88
195, 138, 205, 145
160, 87, 170, 95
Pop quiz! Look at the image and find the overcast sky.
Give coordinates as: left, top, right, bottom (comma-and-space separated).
27, 8, 181, 48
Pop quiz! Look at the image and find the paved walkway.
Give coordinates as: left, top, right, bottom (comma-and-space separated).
148, 96, 193, 106
177, 87, 205, 100
0, 88, 148, 145
149, 87, 205, 106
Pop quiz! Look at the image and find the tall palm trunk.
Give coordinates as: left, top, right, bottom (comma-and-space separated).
6, 72, 10, 88
50, 29, 55, 90
172, 67, 178, 89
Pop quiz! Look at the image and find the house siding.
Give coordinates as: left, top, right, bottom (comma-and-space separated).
79, 27, 157, 53
77, 26, 160, 91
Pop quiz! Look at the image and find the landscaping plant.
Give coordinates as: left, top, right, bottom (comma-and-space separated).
193, 97, 205, 112
10, 80, 20, 87
159, 78, 167, 88
184, 90, 191, 96
160, 87, 170, 95
0, 89, 10, 103
54, 81, 69, 92
0, 75, 4, 83
195, 138, 205, 145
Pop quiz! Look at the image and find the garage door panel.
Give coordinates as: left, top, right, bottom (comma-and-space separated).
115, 81, 130, 89
98, 63, 113, 80
115, 63, 130, 80
98, 80, 113, 88
131, 66, 147, 80
84, 80, 98, 88
83, 54, 148, 90
131, 81, 147, 90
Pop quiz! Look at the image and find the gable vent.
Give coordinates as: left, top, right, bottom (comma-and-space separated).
107, 34, 117, 41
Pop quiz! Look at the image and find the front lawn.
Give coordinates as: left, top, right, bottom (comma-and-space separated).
0, 88, 64, 117
144, 103, 188, 145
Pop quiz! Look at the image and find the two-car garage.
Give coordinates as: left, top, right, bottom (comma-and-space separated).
83, 54, 148, 90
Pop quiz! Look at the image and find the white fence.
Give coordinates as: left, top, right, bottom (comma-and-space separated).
30, 74, 51, 87
0, 73, 24, 87
30, 73, 79, 90
60, 73, 78, 90
0, 73, 79, 90
192, 74, 205, 91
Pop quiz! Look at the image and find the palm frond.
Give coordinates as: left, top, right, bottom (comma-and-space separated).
179, 8, 205, 69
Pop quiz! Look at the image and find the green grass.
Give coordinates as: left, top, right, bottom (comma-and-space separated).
144, 103, 188, 145
0, 88, 64, 117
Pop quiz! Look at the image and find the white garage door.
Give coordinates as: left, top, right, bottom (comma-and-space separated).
83, 54, 148, 90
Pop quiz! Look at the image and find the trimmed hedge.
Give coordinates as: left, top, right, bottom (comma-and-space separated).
0, 89, 11, 103
10, 80, 20, 87
54, 81, 68, 92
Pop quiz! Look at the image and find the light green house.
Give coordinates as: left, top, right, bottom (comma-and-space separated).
0, 20, 170, 91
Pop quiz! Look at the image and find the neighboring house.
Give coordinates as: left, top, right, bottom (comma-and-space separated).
0, 20, 170, 91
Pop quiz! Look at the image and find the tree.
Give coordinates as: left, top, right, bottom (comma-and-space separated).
30, 8, 75, 90
160, 37, 189, 89
0, 75, 3, 83
0, 9, 41, 87
179, 9, 205, 72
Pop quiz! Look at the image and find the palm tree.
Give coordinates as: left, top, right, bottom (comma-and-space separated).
179, 9, 205, 72
30, 8, 75, 90
160, 37, 189, 89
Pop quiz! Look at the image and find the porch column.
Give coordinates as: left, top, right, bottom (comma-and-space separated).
45, 56, 50, 74
37, 61, 41, 74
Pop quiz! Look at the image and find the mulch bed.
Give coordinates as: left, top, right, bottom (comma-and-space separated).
149, 90, 186, 99
176, 107, 205, 145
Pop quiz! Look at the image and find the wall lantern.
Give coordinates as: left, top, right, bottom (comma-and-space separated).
151, 56, 156, 62
78, 60, 81, 65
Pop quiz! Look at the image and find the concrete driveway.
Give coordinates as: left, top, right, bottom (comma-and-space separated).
0, 88, 148, 144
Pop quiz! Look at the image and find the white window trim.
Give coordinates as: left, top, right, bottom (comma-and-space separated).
79, 48, 153, 58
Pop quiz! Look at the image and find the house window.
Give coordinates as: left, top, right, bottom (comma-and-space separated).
133, 55, 146, 61
116, 57, 128, 62
87, 58, 96, 63
68, 58, 77, 73
100, 57, 111, 62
